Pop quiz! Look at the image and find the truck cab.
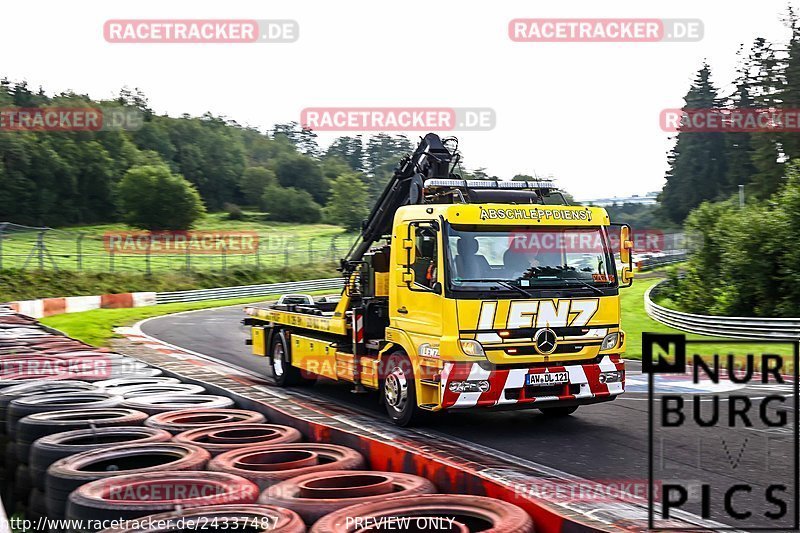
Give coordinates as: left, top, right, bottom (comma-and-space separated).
244, 134, 634, 426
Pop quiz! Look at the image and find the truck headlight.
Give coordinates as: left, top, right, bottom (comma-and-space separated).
459, 340, 485, 357
601, 332, 619, 350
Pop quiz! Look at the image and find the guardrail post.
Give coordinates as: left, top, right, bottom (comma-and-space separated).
0, 223, 5, 270
76, 233, 85, 271
37, 231, 45, 271
145, 238, 152, 277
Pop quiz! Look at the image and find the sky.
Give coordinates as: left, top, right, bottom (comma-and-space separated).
3, 0, 795, 201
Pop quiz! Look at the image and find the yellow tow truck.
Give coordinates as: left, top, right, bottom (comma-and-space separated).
245, 133, 634, 425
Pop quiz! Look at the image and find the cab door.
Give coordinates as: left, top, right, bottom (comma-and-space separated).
390, 221, 443, 340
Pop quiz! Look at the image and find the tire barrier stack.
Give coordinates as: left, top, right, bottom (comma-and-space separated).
0, 306, 534, 532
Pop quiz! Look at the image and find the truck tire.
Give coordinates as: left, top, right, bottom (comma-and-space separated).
270, 330, 304, 387
538, 405, 578, 417
380, 353, 423, 427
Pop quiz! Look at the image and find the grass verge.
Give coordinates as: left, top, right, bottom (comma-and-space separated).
40, 294, 289, 346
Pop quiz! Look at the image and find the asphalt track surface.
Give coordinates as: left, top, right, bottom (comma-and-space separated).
142, 301, 799, 529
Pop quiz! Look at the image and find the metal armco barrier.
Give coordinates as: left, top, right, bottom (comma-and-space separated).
155, 278, 344, 304
645, 280, 800, 340
636, 252, 687, 271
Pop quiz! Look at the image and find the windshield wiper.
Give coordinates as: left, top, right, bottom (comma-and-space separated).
561, 278, 605, 296
455, 279, 534, 298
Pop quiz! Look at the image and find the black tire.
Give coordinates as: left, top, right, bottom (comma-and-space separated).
30, 426, 172, 491
0, 382, 97, 435
28, 488, 47, 520
8, 392, 123, 439
380, 353, 423, 427
46, 442, 210, 520
270, 330, 305, 387
538, 405, 579, 417
17, 408, 149, 460
14, 463, 30, 501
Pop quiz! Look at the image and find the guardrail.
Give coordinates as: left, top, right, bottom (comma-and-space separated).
636, 252, 687, 271
155, 278, 344, 304
644, 280, 800, 340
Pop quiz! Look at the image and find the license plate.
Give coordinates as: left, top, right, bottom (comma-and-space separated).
526, 371, 569, 386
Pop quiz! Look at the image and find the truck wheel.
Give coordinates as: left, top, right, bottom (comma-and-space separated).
381, 353, 422, 427
270, 331, 303, 387
538, 405, 578, 417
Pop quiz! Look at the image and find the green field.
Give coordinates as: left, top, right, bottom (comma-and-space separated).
1, 213, 357, 274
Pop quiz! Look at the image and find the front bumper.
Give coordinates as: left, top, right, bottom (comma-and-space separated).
440, 356, 625, 409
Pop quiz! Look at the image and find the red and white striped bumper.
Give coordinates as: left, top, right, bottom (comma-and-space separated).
440, 356, 625, 409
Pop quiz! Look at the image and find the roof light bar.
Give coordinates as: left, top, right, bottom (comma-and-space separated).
424, 179, 557, 191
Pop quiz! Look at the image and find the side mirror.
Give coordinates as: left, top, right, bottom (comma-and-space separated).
620, 266, 634, 288
431, 281, 443, 295
620, 225, 633, 264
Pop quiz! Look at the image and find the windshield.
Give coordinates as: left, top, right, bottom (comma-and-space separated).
446, 225, 617, 292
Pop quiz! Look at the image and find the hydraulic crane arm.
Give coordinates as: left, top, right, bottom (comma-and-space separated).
341, 133, 455, 272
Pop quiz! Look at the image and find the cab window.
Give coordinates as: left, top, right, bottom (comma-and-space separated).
411, 226, 438, 289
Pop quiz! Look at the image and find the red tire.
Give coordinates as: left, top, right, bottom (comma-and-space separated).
174, 424, 303, 456
209, 443, 365, 489
260, 470, 436, 524
67, 471, 259, 521
97, 504, 306, 533
310, 494, 534, 533
145, 408, 266, 435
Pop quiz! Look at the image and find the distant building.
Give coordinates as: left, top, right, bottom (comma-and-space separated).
579, 192, 659, 207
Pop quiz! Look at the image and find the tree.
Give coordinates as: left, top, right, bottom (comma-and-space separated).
326, 136, 364, 171
116, 165, 206, 230
660, 64, 728, 223
273, 153, 328, 204
261, 185, 322, 223
239, 167, 276, 205
273, 121, 319, 157
324, 172, 369, 231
